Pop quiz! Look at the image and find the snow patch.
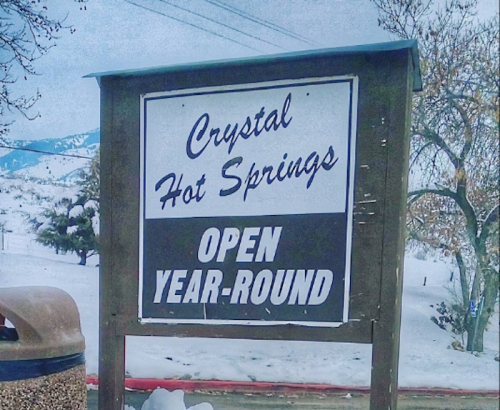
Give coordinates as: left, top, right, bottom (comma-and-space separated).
134, 389, 214, 410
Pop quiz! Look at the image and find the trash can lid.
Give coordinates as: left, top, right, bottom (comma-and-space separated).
0, 286, 85, 361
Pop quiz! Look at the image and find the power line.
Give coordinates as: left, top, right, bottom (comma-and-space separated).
202, 0, 321, 47
155, 0, 289, 51
0, 145, 93, 160
124, 0, 263, 52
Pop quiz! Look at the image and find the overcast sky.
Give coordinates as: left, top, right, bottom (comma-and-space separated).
5, 0, 498, 141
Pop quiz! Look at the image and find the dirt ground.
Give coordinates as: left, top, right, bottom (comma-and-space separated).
87, 390, 499, 410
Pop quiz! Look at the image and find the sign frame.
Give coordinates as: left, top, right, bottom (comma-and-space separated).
88, 39, 421, 410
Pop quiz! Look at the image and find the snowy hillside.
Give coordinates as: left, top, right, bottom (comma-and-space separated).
0, 130, 99, 183
0, 174, 79, 234
0, 130, 98, 234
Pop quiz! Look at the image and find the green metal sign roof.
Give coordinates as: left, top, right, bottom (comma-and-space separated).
85, 40, 422, 92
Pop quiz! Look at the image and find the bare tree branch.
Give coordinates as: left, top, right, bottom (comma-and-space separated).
479, 203, 499, 243
0, 0, 86, 134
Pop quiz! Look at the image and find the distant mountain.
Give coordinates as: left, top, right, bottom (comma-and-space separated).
0, 130, 100, 183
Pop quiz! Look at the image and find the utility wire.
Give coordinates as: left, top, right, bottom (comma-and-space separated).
203, 0, 321, 47
0, 145, 93, 160
155, 0, 289, 51
124, 0, 263, 52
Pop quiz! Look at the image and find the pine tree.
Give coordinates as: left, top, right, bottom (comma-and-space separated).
31, 150, 100, 265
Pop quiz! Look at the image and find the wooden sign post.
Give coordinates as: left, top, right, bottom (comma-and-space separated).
87, 40, 421, 410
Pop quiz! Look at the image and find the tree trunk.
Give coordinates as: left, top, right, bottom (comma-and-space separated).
456, 251, 469, 307
465, 263, 498, 352
466, 312, 489, 352
78, 252, 87, 266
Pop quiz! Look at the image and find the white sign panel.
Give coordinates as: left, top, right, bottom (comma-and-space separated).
139, 77, 358, 327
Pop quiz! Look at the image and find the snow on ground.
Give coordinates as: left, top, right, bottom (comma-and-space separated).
0, 176, 79, 234
399, 256, 499, 390
126, 389, 214, 410
0, 248, 498, 391
12, 154, 87, 182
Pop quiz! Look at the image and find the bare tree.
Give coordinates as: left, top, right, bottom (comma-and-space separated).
372, 0, 498, 352
0, 0, 86, 135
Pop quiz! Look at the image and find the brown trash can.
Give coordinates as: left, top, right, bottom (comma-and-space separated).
0, 286, 86, 410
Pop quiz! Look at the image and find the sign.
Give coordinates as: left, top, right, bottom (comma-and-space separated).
470, 300, 476, 317
139, 77, 358, 326
91, 40, 421, 410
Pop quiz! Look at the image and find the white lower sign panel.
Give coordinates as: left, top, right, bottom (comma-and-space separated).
139, 77, 358, 327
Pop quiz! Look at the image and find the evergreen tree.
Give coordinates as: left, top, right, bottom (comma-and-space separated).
79, 147, 100, 208
31, 150, 99, 265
